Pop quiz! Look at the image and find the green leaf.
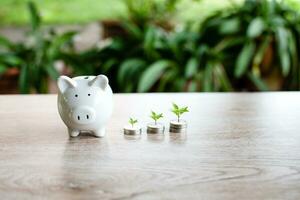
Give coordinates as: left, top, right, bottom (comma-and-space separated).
150, 111, 163, 121
235, 41, 256, 78
0, 64, 7, 75
203, 62, 213, 92
138, 60, 172, 92
19, 64, 30, 94
102, 59, 117, 73
157, 70, 177, 92
187, 80, 198, 92
287, 31, 298, 87
172, 103, 179, 110
276, 27, 290, 76
129, 117, 138, 125
185, 57, 198, 78
144, 26, 156, 57
247, 72, 268, 91
27, 1, 41, 32
247, 17, 265, 38
180, 107, 189, 114
219, 18, 240, 34
214, 37, 244, 52
45, 64, 59, 80
0, 36, 13, 48
122, 21, 142, 39
1, 55, 22, 66
171, 103, 189, 119
253, 36, 270, 67
118, 58, 145, 86
48, 31, 76, 59
214, 63, 233, 91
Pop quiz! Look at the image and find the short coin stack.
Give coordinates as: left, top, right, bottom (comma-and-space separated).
123, 125, 142, 135
147, 123, 165, 134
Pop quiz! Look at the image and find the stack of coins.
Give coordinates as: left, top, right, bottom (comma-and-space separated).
123, 125, 142, 135
169, 120, 187, 133
147, 123, 165, 134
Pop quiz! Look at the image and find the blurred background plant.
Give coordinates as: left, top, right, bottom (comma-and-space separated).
197, 0, 300, 91
0, 0, 300, 93
0, 2, 74, 93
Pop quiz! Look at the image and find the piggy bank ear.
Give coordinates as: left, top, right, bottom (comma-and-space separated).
89, 75, 108, 90
57, 76, 77, 93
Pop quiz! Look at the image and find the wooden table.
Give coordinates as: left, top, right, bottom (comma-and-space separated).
0, 93, 300, 199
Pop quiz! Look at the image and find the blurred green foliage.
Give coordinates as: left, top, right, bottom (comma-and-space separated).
0, 2, 74, 93
1, 0, 300, 93
67, 0, 300, 92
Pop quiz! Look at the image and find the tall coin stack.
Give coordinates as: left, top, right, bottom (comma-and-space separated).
169, 120, 187, 133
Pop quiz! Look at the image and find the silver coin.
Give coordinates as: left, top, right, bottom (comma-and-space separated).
169, 127, 187, 133
123, 125, 142, 135
147, 123, 165, 134
169, 120, 187, 129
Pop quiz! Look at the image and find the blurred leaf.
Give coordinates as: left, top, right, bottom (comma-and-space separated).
138, 60, 172, 92
185, 57, 198, 78
235, 41, 255, 78
174, 77, 185, 91
247, 17, 265, 38
45, 64, 59, 80
214, 37, 244, 52
157, 70, 177, 92
172, 103, 179, 110
0, 64, 7, 75
48, 31, 76, 59
219, 18, 240, 34
124, 83, 134, 92
287, 31, 298, 88
122, 21, 142, 39
0, 36, 13, 48
215, 63, 233, 91
276, 27, 290, 76
253, 36, 270, 68
102, 59, 117, 73
118, 58, 145, 85
28, 1, 41, 32
187, 80, 198, 92
203, 62, 213, 92
144, 26, 156, 57
19, 64, 30, 94
1, 55, 22, 66
247, 72, 268, 91
196, 45, 209, 58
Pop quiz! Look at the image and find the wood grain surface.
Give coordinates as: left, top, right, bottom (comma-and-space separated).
0, 93, 300, 199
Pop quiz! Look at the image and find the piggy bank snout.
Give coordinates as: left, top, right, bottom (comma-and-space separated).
72, 106, 96, 124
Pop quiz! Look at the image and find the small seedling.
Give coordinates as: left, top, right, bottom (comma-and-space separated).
129, 117, 138, 128
172, 103, 189, 122
150, 111, 163, 125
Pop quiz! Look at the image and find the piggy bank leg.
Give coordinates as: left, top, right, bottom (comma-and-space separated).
68, 128, 80, 137
93, 128, 105, 138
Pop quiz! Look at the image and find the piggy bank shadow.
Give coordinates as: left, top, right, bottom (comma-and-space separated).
61, 136, 110, 193
77, 131, 102, 138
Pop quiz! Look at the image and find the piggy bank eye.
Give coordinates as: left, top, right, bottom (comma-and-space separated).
88, 94, 91, 96
75, 94, 78, 97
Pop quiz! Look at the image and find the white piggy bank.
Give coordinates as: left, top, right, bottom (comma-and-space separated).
57, 75, 113, 138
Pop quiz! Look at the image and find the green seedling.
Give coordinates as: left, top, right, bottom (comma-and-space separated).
150, 111, 163, 125
172, 103, 189, 122
129, 117, 138, 128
